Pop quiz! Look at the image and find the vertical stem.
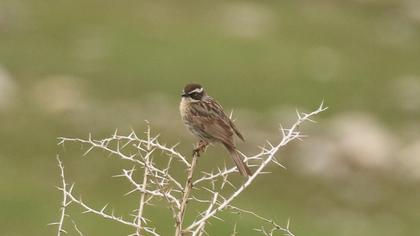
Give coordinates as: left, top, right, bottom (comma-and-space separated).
56, 156, 67, 236
136, 122, 150, 235
136, 166, 148, 235
195, 192, 218, 236
175, 153, 198, 236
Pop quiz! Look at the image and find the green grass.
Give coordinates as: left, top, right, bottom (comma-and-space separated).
1, 0, 420, 235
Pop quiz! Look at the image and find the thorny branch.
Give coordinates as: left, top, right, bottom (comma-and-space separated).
227, 205, 295, 236
175, 152, 199, 236
53, 102, 327, 235
185, 102, 327, 232
52, 157, 68, 236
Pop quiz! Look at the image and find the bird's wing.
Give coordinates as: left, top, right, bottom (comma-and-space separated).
189, 98, 234, 144
204, 97, 245, 141
196, 115, 234, 145
229, 119, 244, 141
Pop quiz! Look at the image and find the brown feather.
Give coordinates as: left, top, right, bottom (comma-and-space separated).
229, 120, 244, 141
180, 86, 250, 176
222, 142, 252, 176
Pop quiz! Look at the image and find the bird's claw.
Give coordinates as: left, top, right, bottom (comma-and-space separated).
192, 140, 208, 157
192, 148, 201, 157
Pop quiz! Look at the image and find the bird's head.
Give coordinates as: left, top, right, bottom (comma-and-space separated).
181, 83, 205, 101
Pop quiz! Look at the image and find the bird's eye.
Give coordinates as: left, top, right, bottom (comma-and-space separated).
190, 92, 200, 99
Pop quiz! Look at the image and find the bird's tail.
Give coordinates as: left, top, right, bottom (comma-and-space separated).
223, 143, 252, 177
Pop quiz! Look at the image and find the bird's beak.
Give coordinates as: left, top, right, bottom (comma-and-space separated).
181, 92, 188, 97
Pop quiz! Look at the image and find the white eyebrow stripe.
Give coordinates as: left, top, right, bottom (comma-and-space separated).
188, 87, 203, 94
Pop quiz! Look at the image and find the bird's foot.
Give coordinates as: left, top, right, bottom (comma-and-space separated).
192, 148, 201, 157
193, 140, 208, 157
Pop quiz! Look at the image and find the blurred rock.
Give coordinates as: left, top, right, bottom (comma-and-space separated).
330, 113, 397, 170
0, 0, 28, 31
404, 0, 420, 23
218, 2, 274, 39
391, 75, 420, 112
400, 122, 420, 141
375, 17, 417, 49
295, 137, 349, 178
0, 65, 18, 110
32, 75, 88, 113
398, 140, 420, 180
296, 112, 398, 178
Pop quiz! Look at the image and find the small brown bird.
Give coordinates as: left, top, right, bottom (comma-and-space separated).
179, 83, 252, 176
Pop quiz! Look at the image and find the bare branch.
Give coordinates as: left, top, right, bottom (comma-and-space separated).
54, 102, 327, 236
228, 205, 295, 236
55, 156, 68, 236
186, 103, 327, 231
71, 219, 84, 236
193, 191, 219, 236
175, 152, 199, 236
136, 164, 149, 235
65, 191, 138, 228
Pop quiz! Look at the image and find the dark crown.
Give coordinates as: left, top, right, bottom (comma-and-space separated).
183, 83, 203, 94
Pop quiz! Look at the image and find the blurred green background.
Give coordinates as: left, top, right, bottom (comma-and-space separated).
1, 0, 420, 235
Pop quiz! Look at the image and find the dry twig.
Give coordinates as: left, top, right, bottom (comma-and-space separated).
53, 102, 327, 235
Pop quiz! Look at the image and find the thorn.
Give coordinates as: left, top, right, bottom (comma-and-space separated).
68, 183, 75, 193
82, 146, 94, 157
112, 173, 125, 178
272, 158, 287, 169
213, 215, 225, 222
279, 124, 286, 138
295, 109, 301, 119
124, 188, 137, 196
303, 115, 317, 123
100, 204, 108, 213
57, 138, 65, 146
